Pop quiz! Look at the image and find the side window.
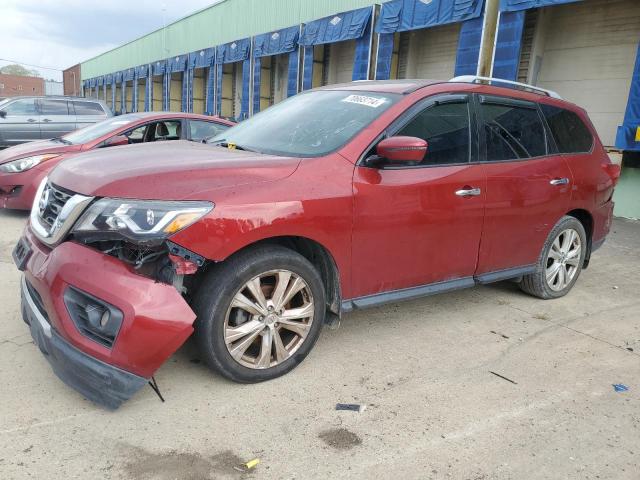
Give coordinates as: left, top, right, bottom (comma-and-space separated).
40, 100, 70, 116
73, 101, 105, 116
540, 104, 593, 153
189, 120, 230, 142
125, 125, 147, 141
2, 99, 38, 115
395, 101, 471, 165
481, 100, 547, 161
153, 121, 182, 141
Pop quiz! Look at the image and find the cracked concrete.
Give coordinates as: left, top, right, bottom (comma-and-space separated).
0, 209, 638, 479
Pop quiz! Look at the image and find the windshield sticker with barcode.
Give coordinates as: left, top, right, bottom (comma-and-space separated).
342, 95, 387, 108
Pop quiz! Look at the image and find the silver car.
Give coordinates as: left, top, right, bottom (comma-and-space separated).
0, 96, 112, 148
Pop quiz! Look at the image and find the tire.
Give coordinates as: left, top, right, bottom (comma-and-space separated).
520, 215, 587, 299
193, 245, 325, 383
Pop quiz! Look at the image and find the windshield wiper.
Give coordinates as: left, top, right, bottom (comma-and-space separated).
52, 137, 73, 145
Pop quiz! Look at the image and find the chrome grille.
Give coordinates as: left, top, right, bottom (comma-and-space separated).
30, 178, 94, 247
40, 184, 73, 228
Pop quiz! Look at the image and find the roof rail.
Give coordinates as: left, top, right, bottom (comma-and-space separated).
449, 75, 562, 100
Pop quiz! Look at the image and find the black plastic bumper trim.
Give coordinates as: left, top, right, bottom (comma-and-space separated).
21, 276, 147, 410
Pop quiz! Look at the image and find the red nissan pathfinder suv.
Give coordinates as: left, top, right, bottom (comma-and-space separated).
14, 78, 620, 409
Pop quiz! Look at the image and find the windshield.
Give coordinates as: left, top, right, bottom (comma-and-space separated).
62, 115, 140, 144
208, 90, 399, 157
0, 98, 10, 108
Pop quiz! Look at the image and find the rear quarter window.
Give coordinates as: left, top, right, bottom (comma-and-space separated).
540, 104, 593, 154
73, 101, 105, 116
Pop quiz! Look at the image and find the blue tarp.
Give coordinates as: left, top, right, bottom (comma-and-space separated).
153, 60, 167, 76
206, 67, 215, 114
215, 63, 223, 114
492, 11, 525, 81
616, 41, 640, 151
375, 33, 394, 80
96, 76, 104, 87
302, 46, 314, 91
254, 26, 299, 57
375, 0, 484, 34
105, 73, 113, 84
189, 48, 215, 69
135, 65, 149, 79
375, 0, 484, 80
500, 0, 582, 12
123, 68, 135, 82
216, 38, 251, 64
300, 7, 372, 46
454, 16, 484, 76
115, 71, 123, 83
88, 78, 96, 88
168, 55, 188, 72
353, 14, 373, 81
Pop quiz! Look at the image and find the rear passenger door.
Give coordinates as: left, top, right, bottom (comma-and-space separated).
474, 94, 573, 277
73, 100, 107, 129
38, 99, 76, 139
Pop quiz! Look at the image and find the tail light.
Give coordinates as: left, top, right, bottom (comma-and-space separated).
602, 163, 621, 186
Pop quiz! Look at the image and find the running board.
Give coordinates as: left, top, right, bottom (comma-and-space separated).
341, 265, 535, 312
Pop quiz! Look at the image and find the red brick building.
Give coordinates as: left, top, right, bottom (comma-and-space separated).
0, 74, 44, 97
63, 64, 81, 96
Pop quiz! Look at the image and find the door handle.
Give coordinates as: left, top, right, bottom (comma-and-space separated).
27, 118, 37, 123
42, 118, 52, 123
550, 177, 569, 186
455, 187, 482, 197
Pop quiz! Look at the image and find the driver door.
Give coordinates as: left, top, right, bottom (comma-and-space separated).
350, 94, 486, 299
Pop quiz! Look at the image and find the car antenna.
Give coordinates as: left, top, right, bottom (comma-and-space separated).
148, 376, 165, 403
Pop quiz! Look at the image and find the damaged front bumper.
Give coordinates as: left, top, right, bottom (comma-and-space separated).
21, 276, 148, 409
18, 228, 197, 409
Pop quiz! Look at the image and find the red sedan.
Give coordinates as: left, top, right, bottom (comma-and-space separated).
0, 112, 234, 210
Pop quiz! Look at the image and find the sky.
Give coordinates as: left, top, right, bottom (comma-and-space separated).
1, 0, 220, 81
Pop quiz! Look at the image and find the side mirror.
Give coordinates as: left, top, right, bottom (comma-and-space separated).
376, 136, 428, 164
0, 111, 6, 119
103, 135, 129, 147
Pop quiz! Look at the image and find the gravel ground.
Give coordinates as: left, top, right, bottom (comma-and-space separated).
0, 209, 638, 480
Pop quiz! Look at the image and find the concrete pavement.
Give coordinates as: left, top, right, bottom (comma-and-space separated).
0, 209, 638, 479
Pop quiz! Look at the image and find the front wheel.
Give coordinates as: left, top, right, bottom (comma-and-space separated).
194, 245, 325, 383
520, 216, 587, 299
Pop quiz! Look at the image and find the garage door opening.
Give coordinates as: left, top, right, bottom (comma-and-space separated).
115, 83, 122, 114
137, 80, 145, 112
169, 72, 182, 112
192, 67, 207, 114
220, 61, 244, 119
389, 23, 460, 80
258, 54, 290, 110
106, 84, 113, 111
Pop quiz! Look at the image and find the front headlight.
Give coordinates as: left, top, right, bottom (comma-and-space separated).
72, 198, 213, 245
0, 154, 60, 173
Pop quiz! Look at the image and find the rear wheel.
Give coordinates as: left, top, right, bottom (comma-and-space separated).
520, 216, 587, 299
194, 245, 325, 383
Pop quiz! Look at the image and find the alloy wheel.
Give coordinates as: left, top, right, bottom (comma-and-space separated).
545, 228, 582, 291
224, 269, 314, 369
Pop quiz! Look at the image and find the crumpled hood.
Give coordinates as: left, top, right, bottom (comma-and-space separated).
0, 139, 80, 164
49, 140, 301, 200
